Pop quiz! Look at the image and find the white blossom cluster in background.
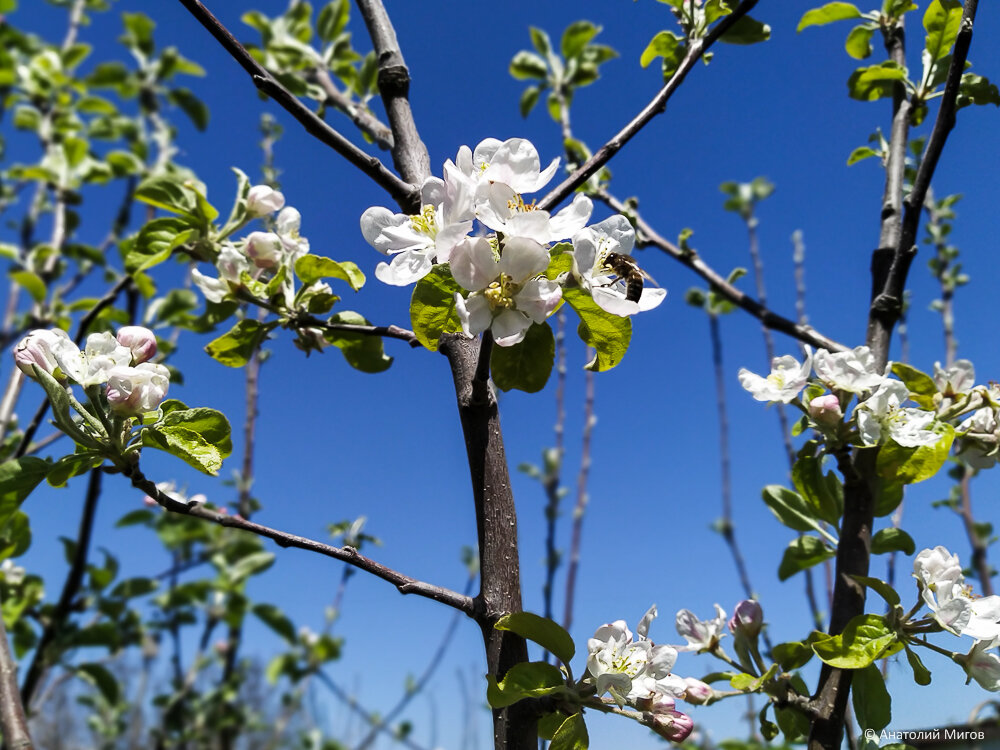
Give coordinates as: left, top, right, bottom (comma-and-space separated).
191, 185, 319, 309
360, 138, 666, 347
913, 546, 1000, 691
14, 326, 168, 416
739, 346, 1000, 459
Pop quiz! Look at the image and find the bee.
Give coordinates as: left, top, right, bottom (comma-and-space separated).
600, 253, 654, 303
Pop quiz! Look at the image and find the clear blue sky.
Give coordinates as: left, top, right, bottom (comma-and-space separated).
8, 1, 1000, 747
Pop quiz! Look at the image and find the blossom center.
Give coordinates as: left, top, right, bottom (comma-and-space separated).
409, 205, 438, 237
484, 273, 520, 310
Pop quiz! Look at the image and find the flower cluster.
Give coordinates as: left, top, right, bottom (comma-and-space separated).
361, 137, 665, 347
585, 606, 692, 742
15, 326, 168, 416
736, 345, 990, 451
192, 185, 314, 309
913, 546, 1000, 690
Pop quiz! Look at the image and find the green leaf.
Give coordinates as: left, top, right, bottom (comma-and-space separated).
495, 611, 575, 664
957, 72, 1000, 108
775, 705, 810, 743
891, 362, 937, 408
410, 266, 463, 351
490, 323, 554, 393
486, 661, 565, 708
9, 271, 46, 303
509, 51, 548, 80
853, 664, 891, 732
205, 320, 271, 368
169, 88, 209, 131
778, 535, 835, 581
719, 15, 771, 45
323, 311, 393, 373
873, 478, 904, 517
847, 145, 879, 164
0, 458, 47, 518
142, 406, 232, 475
227, 551, 275, 585
538, 712, 572, 741
317, 0, 349, 42
530, 27, 552, 57
253, 603, 297, 644
122, 12, 155, 55
294, 255, 365, 290
562, 287, 631, 372
847, 62, 908, 101
561, 21, 598, 60
904, 645, 932, 685
762, 485, 828, 536
811, 614, 903, 668
76, 663, 120, 705
127, 217, 194, 274
772, 640, 814, 670
923, 0, 963, 65
849, 575, 901, 607
792, 456, 843, 524
135, 176, 197, 216
46, 453, 102, 488
845, 24, 876, 59
797, 3, 863, 31
115, 509, 155, 528
110, 577, 158, 598
876, 425, 954, 484
871, 527, 915, 555
519, 85, 541, 118
550, 713, 588, 750
640, 30, 683, 74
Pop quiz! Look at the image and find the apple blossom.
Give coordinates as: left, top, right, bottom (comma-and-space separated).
913, 547, 1000, 640
116, 326, 157, 365
478, 183, 593, 244
934, 359, 976, 396
244, 231, 285, 269
451, 236, 561, 347
192, 244, 251, 304
809, 394, 843, 425
812, 346, 888, 394
468, 137, 559, 196
274, 206, 309, 261
14, 328, 76, 380
728, 599, 763, 638
956, 406, 1000, 469
52, 332, 133, 387
856, 380, 942, 448
647, 705, 694, 743
675, 605, 727, 652
246, 184, 285, 217
737, 350, 812, 404
957, 639, 1000, 691
571, 214, 666, 316
106, 363, 170, 416
680, 677, 714, 705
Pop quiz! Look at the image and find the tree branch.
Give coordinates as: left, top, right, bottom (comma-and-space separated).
174, 0, 417, 209
353, 0, 431, 187
122, 465, 474, 615
0, 605, 33, 750
595, 189, 846, 352
306, 66, 395, 151
537, 0, 758, 213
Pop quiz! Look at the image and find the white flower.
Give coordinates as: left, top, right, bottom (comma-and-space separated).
913, 547, 1000, 640
469, 137, 560, 196
0, 559, 25, 585
675, 605, 727, 652
54, 332, 133, 387
451, 236, 561, 347
571, 215, 666, 316
116, 326, 157, 365
274, 206, 310, 262
956, 407, 1000, 469
14, 328, 76, 380
738, 349, 812, 404
959, 639, 1000, 691
934, 359, 976, 396
813, 346, 888, 394
193, 244, 251, 304
106, 363, 170, 416
478, 184, 592, 244
856, 380, 941, 448
246, 184, 285, 217
244, 231, 285, 269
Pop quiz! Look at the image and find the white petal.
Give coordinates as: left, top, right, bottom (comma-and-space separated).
455, 293, 492, 337
503, 211, 553, 244
499, 236, 549, 282
548, 194, 593, 240
373, 250, 433, 286
450, 237, 498, 291
593, 286, 640, 317
515, 279, 561, 323
360, 206, 404, 248
637, 286, 667, 311
492, 309, 531, 346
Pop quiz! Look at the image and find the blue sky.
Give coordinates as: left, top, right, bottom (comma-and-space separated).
8, 1, 1000, 747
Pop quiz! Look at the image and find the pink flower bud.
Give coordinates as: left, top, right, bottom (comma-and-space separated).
681, 677, 713, 705
649, 708, 694, 743
244, 231, 284, 269
143, 496, 158, 507
809, 394, 842, 426
116, 326, 157, 364
728, 599, 763, 637
106, 363, 170, 416
14, 328, 74, 379
246, 185, 285, 217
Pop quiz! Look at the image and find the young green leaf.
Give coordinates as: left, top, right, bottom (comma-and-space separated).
486, 661, 565, 708
811, 614, 902, 668
562, 287, 631, 372
550, 713, 588, 750
410, 266, 463, 351
876, 425, 955, 484
797, 2, 863, 32
778, 535, 835, 581
490, 323, 555, 393
323, 311, 393, 373
205, 319, 273, 368
871, 528, 915, 556
495, 611, 575, 664
295, 255, 365, 290
852, 663, 891, 732
847, 62, 908, 101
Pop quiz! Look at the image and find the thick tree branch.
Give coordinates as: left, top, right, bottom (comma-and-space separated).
537, 0, 758, 213
122, 466, 474, 615
174, 0, 417, 209
353, 0, 431, 187
0, 609, 33, 750
595, 189, 846, 352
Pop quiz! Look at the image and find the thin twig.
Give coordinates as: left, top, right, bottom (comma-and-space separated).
595, 189, 846, 352
307, 67, 394, 151
174, 0, 417, 209
537, 0, 758, 213
0, 600, 34, 750
123, 465, 474, 614
562, 355, 595, 632
542, 311, 567, 630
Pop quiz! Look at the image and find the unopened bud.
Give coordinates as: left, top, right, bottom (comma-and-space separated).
14, 328, 73, 379
681, 677, 713, 705
648, 708, 694, 743
116, 326, 157, 364
244, 231, 284, 269
246, 185, 285, 217
728, 599, 763, 638
809, 394, 842, 426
